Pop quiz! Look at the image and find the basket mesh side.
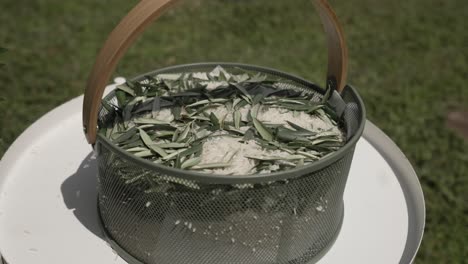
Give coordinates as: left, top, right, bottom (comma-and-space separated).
96, 64, 364, 264
97, 142, 354, 264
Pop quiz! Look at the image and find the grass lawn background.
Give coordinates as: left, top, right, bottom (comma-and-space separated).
0, 0, 467, 262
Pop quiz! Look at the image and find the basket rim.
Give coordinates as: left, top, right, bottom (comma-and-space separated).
96, 62, 366, 184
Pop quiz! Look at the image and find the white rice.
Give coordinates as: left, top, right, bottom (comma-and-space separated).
199, 136, 294, 175
199, 104, 342, 175
205, 104, 341, 134
143, 95, 343, 175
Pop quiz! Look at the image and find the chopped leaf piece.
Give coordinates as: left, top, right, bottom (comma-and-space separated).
252, 117, 273, 141
192, 162, 232, 170
234, 110, 241, 129
181, 157, 202, 169
209, 113, 220, 129
139, 129, 168, 157
117, 84, 136, 96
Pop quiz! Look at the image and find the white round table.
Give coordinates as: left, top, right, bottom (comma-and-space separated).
0, 82, 425, 264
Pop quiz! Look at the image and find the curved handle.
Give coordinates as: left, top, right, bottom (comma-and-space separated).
83, 0, 348, 144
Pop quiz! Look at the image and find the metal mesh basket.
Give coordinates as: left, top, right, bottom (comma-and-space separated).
81, 1, 366, 263
94, 63, 365, 264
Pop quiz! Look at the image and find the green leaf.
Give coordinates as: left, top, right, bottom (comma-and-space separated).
234, 110, 241, 129
191, 104, 219, 116
252, 94, 265, 105
276, 128, 310, 142
311, 137, 341, 145
134, 150, 154, 158
139, 128, 168, 157
155, 142, 187, 148
233, 84, 252, 102
126, 147, 149, 152
114, 127, 138, 144
154, 130, 175, 138
192, 162, 232, 170
278, 98, 306, 105
151, 97, 161, 118
322, 105, 340, 123
163, 80, 178, 91
172, 106, 182, 120
226, 149, 239, 162
296, 151, 320, 160
176, 124, 191, 142
186, 98, 227, 108
219, 113, 228, 130
252, 117, 273, 141
115, 90, 127, 108
162, 148, 188, 161
286, 121, 314, 134
243, 128, 256, 141
225, 126, 245, 135
232, 98, 242, 109
236, 99, 249, 110
179, 143, 203, 157
209, 113, 220, 129
175, 154, 182, 168
251, 104, 261, 118
225, 101, 233, 112
322, 86, 332, 103
306, 104, 324, 114
172, 129, 180, 142
117, 84, 136, 96
128, 81, 144, 96
181, 156, 202, 169
188, 115, 210, 121
133, 118, 170, 125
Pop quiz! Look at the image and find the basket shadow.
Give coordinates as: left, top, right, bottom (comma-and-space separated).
60, 152, 104, 239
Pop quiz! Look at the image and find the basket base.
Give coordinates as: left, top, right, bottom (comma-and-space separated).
97, 201, 344, 264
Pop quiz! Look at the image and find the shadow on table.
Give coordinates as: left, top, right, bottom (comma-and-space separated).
61, 152, 104, 239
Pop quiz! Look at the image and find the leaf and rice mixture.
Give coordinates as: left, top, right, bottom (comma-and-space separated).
99, 66, 345, 175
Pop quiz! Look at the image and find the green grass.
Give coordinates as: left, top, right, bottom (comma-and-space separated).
1, 0, 467, 262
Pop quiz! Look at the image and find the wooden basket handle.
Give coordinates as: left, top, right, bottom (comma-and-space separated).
83, 0, 348, 144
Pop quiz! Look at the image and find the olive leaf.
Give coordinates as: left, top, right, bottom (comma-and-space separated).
234, 110, 241, 129
209, 113, 220, 130
192, 162, 232, 170
181, 156, 202, 169
139, 128, 168, 157
252, 117, 273, 141
117, 84, 137, 96
101, 65, 344, 183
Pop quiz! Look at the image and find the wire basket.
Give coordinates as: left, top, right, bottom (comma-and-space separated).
82, 1, 366, 264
